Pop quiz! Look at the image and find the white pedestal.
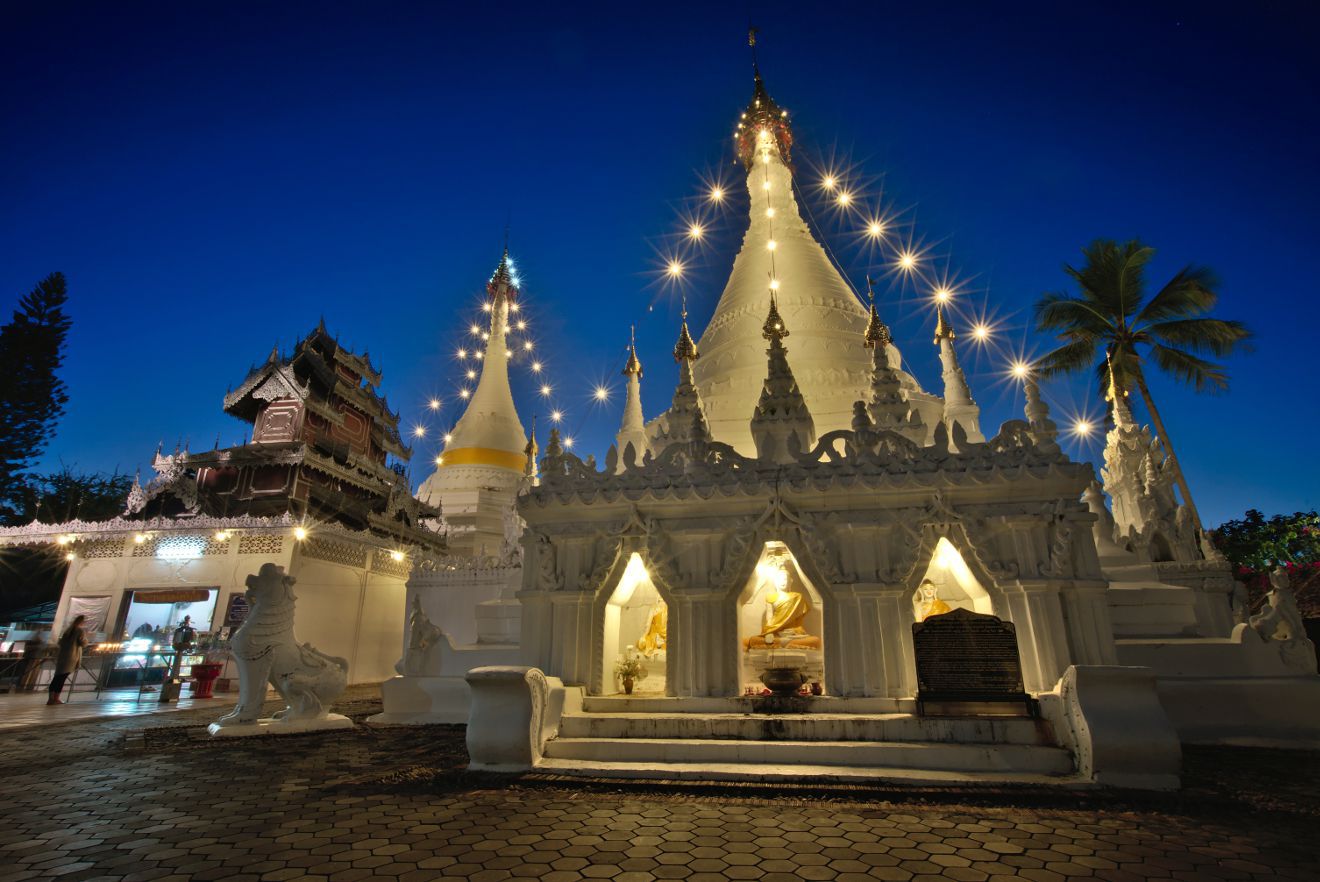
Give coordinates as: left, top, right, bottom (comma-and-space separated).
367, 675, 472, 725
207, 713, 353, 738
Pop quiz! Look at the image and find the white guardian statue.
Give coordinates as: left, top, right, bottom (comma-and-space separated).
209, 563, 352, 736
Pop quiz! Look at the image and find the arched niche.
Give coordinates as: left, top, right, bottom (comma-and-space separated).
910, 536, 995, 621
599, 552, 667, 695
1149, 532, 1175, 563
736, 541, 826, 694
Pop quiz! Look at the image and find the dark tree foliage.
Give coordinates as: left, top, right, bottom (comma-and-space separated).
0, 273, 71, 524
1211, 509, 1320, 619
10, 468, 133, 524
0, 469, 130, 617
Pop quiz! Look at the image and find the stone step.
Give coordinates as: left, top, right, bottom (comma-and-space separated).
535, 757, 1084, 787
542, 736, 1075, 775
580, 695, 912, 715
558, 712, 1055, 746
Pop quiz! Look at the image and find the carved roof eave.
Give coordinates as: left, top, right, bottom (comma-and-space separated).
526, 421, 1094, 509
0, 509, 442, 554
223, 362, 309, 421
333, 347, 383, 388
176, 443, 306, 469
300, 447, 394, 493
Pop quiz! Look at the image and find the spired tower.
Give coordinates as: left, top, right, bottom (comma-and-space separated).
417, 251, 529, 556
691, 66, 931, 454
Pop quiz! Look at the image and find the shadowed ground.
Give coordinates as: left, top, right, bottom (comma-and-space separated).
1, 685, 1317, 881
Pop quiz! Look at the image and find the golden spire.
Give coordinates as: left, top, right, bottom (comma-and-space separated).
933, 300, 954, 343
622, 325, 643, 377
673, 296, 699, 362
863, 276, 891, 349
762, 291, 789, 341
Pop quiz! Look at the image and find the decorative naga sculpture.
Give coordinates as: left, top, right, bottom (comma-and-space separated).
397, 595, 443, 676
211, 563, 349, 731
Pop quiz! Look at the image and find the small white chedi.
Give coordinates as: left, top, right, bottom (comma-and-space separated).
209, 563, 352, 736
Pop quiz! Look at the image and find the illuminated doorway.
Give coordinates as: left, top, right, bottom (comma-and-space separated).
600, 553, 667, 695
737, 541, 825, 695
911, 537, 993, 621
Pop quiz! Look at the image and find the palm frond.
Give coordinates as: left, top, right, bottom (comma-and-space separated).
1146, 317, 1253, 357
1033, 338, 1097, 378
1034, 291, 1113, 336
1136, 264, 1220, 324
1068, 239, 1152, 322
1147, 344, 1230, 393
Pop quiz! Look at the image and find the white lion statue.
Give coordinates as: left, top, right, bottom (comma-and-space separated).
214, 563, 348, 726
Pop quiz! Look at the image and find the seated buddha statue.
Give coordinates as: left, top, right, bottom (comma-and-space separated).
636, 601, 668, 657
742, 564, 822, 651
915, 579, 952, 621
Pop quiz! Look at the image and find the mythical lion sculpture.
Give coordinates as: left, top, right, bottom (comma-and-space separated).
1250, 566, 1308, 643
214, 563, 348, 726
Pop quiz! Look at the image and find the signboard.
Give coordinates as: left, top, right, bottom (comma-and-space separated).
912, 607, 1032, 715
223, 593, 251, 629
132, 588, 212, 605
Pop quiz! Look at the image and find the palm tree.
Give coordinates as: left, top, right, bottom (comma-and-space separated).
1033, 239, 1251, 531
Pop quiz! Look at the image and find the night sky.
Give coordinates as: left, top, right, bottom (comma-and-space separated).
2, 1, 1316, 527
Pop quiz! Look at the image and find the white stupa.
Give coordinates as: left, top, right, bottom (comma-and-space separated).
689, 70, 939, 454
417, 251, 529, 556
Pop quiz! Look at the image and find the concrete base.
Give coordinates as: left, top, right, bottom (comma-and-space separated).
368, 676, 472, 725
207, 713, 353, 738
1154, 677, 1320, 748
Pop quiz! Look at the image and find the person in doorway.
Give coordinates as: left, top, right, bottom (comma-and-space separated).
172, 616, 196, 652
48, 616, 88, 705
18, 630, 49, 691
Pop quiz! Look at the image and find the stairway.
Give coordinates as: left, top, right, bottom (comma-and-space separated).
537, 695, 1079, 786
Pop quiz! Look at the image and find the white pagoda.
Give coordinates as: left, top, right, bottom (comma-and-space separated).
389, 60, 1320, 787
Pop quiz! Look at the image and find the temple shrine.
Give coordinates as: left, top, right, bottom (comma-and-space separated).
0, 324, 444, 684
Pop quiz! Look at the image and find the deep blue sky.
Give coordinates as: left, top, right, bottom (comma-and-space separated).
3, 1, 1316, 527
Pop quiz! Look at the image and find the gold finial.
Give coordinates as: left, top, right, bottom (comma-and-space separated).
933, 300, 954, 343
673, 296, 699, 362
623, 324, 643, 377
762, 290, 789, 341
863, 275, 891, 349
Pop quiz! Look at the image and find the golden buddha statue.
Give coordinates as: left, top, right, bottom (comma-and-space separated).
916, 579, 952, 621
742, 561, 821, 651
636, 601, 668, 657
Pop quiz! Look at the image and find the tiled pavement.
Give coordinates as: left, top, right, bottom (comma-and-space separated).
1, 686, 1318, 881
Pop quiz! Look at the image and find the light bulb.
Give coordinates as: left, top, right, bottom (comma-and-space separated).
540, 384, 551, 396
1011, 360, 1030, 378
709, 187, 724, 203
934, 288, 951, 303
293, 526, 308, 541
688, 224, 703, 240
823, 175, 837, 190
551, 410, 563, 422
667, 260, 684, 277
898, 252, 917, 270
523, 341, 533, 351
973, 325, 990, 341
594, 386, 609, 402
867, 221, 884, 238
837, 192, 852, 206
429, 398, 441, 410
564, 436, 575, 448
766, 240, 777, 251
460, 389, 471, 399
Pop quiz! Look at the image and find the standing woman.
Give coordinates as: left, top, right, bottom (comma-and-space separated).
48, 615, 88, 705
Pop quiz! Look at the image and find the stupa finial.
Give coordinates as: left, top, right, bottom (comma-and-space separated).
762, 291, 789, 341
673, 295, 699, 362
623, 325, 643, 377
863, 276, 892, 349
735, 28, 791, 169
933, 299, 955, 343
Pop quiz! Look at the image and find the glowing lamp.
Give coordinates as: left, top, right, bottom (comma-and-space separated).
532, 361, 543, 373
934, 288, 951, 303
709, 187, 724, 203
667, 260, 684, 278
390, 550, 405, 562
1010, 361, 1030, 378
428, 398, 441, 410
540, 384, 551, 396
823, 175, 837, 190
459, 389, 471, 399
688, 224, 703, 239
133, 533, 148, 545
293, 526, 308, 541
1074, 420, 1093, 436
594, 386, 609, 402
551, 410, 563, 422
837, 192, 852, 206
563, 436, 575, 448
867, 221, 885, 238
973, 325, 990, 341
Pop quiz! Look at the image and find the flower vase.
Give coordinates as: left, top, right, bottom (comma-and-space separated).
622, 677, 635, 695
